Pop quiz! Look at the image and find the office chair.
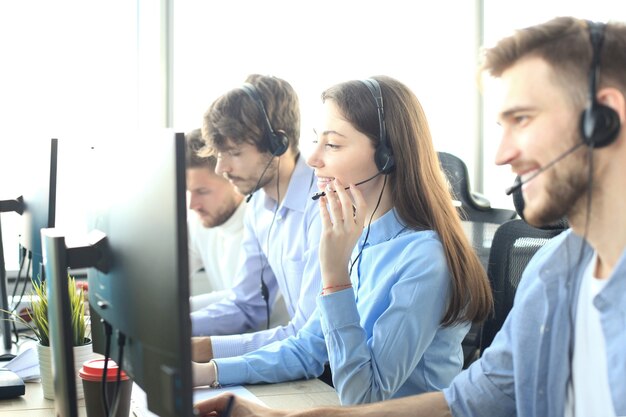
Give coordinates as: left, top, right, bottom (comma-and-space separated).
437, 152, 516, 367
438, 152, 517, 224
480, 190, 568, 352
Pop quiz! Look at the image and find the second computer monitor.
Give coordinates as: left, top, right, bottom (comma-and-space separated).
86, 130, 193, 416
19, 138, 58, 280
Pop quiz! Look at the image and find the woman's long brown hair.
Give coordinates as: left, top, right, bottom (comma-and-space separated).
322, 76, 493, 325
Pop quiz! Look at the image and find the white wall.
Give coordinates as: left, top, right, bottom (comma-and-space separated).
0, 1, 137, 271
172, 0, 481, 174
1, 1, 624, 270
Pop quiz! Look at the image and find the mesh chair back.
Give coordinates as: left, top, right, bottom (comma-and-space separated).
480, 219, 567, 351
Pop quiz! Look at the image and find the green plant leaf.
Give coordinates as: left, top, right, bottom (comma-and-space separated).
5, 274, 89, 347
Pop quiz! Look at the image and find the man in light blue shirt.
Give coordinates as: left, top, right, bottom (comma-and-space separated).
190, 75, 322, 369
444, 17, 626, 416
444, 230, 626, 416
192, 17, 626, 417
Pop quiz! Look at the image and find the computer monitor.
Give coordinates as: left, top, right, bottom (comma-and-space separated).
0, 138, 58, 355
0, 197, 24, 355
41, 130, 193, 417
20, 138, 58, 281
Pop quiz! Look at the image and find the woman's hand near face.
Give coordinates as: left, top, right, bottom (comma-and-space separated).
318, 179, 367, 292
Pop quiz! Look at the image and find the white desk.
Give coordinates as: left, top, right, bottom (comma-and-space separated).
246, 379, 339, 410
0, 378, 339, 416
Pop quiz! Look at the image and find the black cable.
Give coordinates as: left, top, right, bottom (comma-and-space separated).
101, 320, 113, 417
259, 157, 281, 330
245, 153, 276, 203
14, 275, 30, 309
9, 248, 28, 309
109, 331, 126, 417
12, 258, 31, 314
349, 175, 387, 276
11, 321, 19, 345
18, 333, 37, 341
8, 250, 27, 344
580, 145, 594, 260
15, 327, 38, 336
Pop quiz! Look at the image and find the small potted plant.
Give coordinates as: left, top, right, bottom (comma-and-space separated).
2, 274, 93, 399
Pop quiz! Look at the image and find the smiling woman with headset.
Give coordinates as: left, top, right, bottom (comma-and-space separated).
200, 76, 493, 405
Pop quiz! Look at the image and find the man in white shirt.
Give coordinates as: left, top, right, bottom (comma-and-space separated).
186, 128, 246, 311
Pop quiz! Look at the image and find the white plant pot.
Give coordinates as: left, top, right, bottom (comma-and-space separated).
37, 341, 95, 400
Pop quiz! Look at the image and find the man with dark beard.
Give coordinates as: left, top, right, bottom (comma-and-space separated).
193, 17, 626, 417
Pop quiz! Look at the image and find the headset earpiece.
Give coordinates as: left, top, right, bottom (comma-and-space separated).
360, 79, 395, 174
240, 83, 289, 156
374, 146, 394, 174
579, 21, 621, 148
580, 103, 621, 148
269, 130, 289, 157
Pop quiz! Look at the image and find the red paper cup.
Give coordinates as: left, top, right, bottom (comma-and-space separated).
79, 359, 132, 417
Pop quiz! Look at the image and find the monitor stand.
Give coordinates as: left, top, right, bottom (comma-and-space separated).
0, 197, 25, 360
0, 220, 16, 359
41, 228, 110, 417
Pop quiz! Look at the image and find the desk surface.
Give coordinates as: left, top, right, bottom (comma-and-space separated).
0, 378, 339, 416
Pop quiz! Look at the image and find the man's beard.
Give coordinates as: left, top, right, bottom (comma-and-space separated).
202, 210, 232, 228
235, 157, 278, 197
526, 142, 589, 227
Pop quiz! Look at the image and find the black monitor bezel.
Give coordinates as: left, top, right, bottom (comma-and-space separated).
43, 131, 193, 417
